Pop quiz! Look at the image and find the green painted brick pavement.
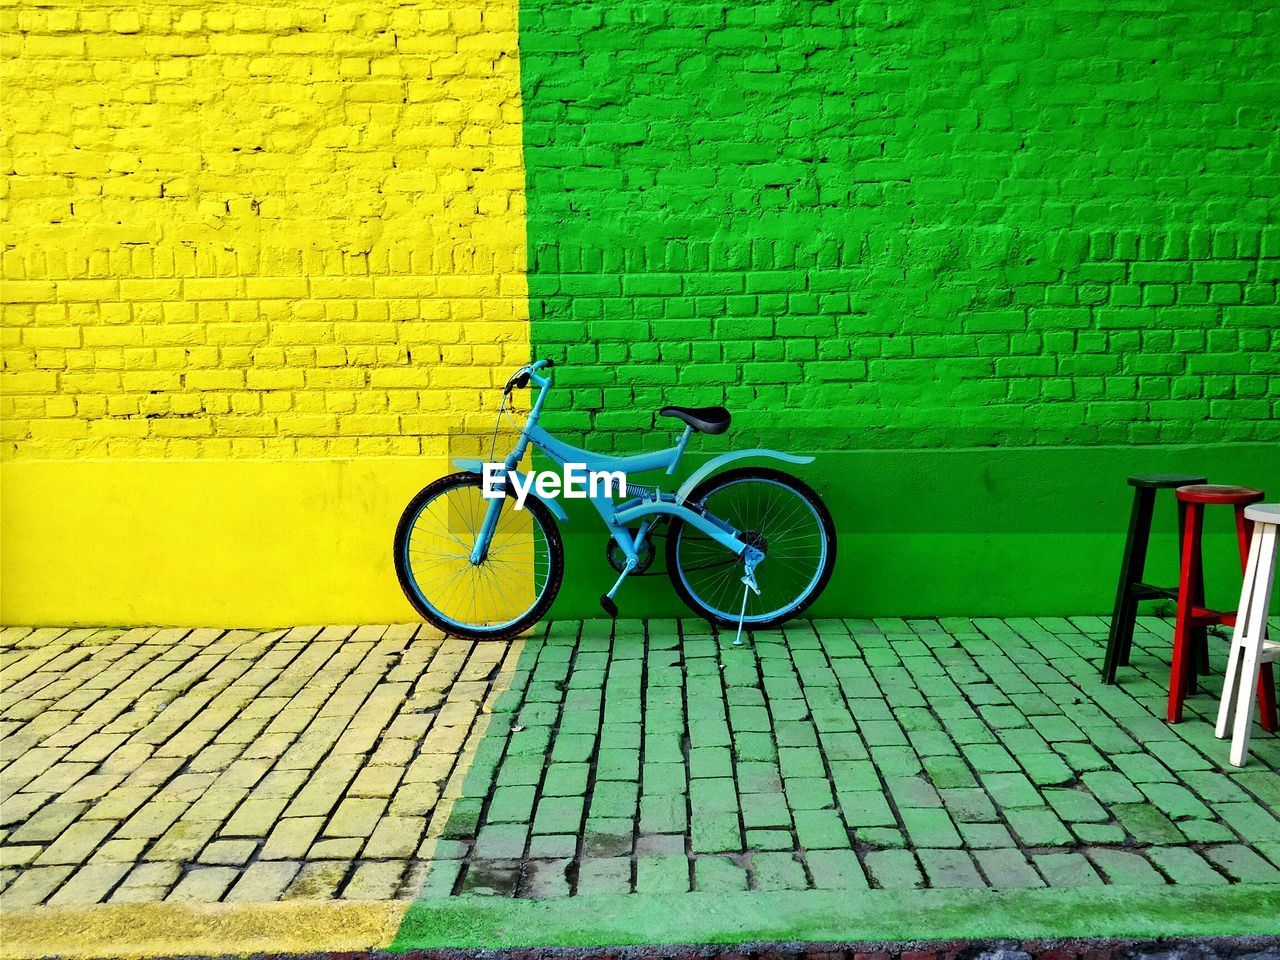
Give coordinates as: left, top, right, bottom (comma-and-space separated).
408, 617, 1280, 908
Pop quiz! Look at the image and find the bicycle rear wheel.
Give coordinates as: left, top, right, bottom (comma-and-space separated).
394, 472, 563, 641
667, 466, 836, 629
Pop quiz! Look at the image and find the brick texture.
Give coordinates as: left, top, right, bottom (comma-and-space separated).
4, 2, 1276, 464
430, 617, 1280, 899
0, 0, 529, 461
519, 1, 1280, 453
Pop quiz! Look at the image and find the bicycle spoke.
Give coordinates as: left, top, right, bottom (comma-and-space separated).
401, 479, 555, 632
676, 475, 828, 624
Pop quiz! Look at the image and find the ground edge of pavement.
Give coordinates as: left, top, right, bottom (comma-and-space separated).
0, 900, 407, 960
392, 886, 1280, 951
4, 886, 1279, 960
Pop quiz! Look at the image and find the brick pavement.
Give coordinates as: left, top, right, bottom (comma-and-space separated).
0, 624, 522, 908
1, 617, 1278, 955
423, 616, 1280, 900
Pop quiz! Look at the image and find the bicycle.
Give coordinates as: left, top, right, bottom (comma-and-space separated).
394, 359, 837, 643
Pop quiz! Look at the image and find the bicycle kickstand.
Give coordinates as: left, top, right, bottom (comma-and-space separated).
733, 564, 761, 647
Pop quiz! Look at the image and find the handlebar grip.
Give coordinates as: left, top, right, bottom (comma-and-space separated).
516, 372, 531, 389
530, 358, 554, 372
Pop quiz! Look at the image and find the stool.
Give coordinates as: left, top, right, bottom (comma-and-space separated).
1168, 484, 1274, 727
1102, 473, 1208, 685
1216, 504, 1280, 766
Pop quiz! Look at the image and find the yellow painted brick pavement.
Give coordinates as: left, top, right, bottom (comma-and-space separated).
0, 625, 520, 906
1, 0, 530, 461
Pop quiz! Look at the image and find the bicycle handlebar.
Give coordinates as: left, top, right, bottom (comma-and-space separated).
503, 359, 555, 395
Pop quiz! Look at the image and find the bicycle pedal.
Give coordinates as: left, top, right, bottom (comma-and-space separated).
599, 594, 619, 619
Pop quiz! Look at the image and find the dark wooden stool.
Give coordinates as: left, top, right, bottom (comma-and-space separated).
1102, 473, 1207, 685
1167, 483, 1276, 731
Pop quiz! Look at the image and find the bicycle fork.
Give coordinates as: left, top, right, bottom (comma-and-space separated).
468, 494, 505, 565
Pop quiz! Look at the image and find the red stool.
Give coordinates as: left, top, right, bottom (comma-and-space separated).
1168, 484, 1277, 730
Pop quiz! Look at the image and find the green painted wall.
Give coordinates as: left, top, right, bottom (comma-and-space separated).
516, 1, 1280, 617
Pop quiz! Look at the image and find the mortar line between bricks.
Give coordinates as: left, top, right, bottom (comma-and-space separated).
842, 620, 936, 885
412, 643, 480, 892
0, 631, 152, 812
632, 619, 653, 894
804, 619, 901, 888
218, 628, 359, 865
418, 631, 489, 894
334, 628, 430, 879
1055, 618, 1278, 866
513, 621, 583, 897
447, 621, 555, 896
1130, 627, 1280, 778
1020, 618, 1188, 886
255, 628, 403, 900
942, 619, 1063, 887
0, 630, 75, 691
678, 621, 695, 890
566, 619, 615, 896
847, 620, 957, 886
1029, 617, 1196, 886
798, 624, 890, 885
405, 628, 474, 812
80, 627, 258, 904
668, 621, 699, 883
750, 625, 815, 888
1027, 615, 1272, 877
144, 628, 324, 901
962, 618, 1094, 884
967, 618, 1107, 885
256, 632, 419, 901
70, 627, 243, 906
60, 629, 206, 752
417, 631, 515, 876
690, 620, 743, 886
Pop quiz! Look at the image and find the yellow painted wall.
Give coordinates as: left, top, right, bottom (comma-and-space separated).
0, 0, 530, 625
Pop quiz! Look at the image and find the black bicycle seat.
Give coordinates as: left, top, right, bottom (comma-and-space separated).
659, 405, 731, 435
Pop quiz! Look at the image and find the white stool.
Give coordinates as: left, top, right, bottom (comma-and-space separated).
1216, 502, 1280, 766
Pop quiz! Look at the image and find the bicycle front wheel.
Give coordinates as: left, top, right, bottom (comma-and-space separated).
394, 472, 563, 641
667, 467, 836, 629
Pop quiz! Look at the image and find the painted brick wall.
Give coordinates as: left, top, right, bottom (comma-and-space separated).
519, 0, 1280, 455
1, 0, 528, 462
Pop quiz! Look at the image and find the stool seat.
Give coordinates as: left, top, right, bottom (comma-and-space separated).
1176, 484, 1265, 506
1129, 473, 1208, 489
1245, 503, 1280, 525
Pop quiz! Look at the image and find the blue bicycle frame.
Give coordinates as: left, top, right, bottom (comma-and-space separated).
454, 360, 813, 605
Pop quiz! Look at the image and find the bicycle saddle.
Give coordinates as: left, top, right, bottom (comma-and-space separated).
659, 405, 731, 435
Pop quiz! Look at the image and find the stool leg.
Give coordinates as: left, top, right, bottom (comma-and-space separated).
1217, 642, 1244, 741
1189, 541, 1210, 686
1233, 508, 1276, 733
1104, 488, 1154, 683
1230, 525, 1276, 766
1234, 507, 1254, 569
1217, 528, 1261, 740
1177, 500, 1211, 678
1259, 664, 1278, 734
1169, 503, 1203, 723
